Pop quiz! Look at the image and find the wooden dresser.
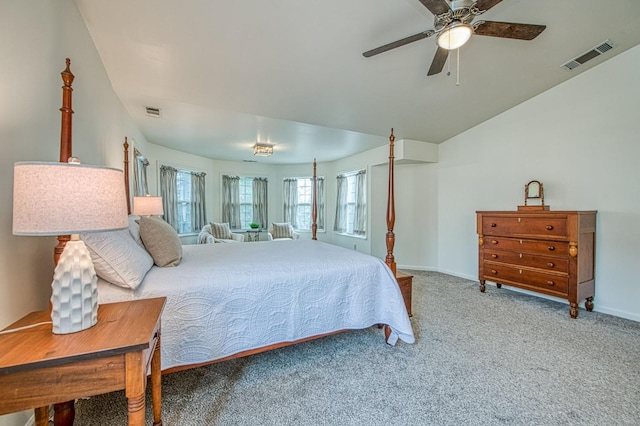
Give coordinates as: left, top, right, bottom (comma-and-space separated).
476, 210, 596, 318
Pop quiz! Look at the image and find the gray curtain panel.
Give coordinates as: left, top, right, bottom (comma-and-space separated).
333, 174, 347, 233
353, 170, 367, 236
133, 148, 149, 196
316, 176, 325, 230
252, 177, 268, 228
190, 171, 207, 232
159, 165, 179, 230
283, 178, 298, 228
222, 175, 241, 229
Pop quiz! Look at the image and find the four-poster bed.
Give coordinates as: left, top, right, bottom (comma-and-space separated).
46, 59, 413, 425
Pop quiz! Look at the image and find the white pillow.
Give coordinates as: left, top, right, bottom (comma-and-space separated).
128, 214, 144, 247
81, 228, 153, 290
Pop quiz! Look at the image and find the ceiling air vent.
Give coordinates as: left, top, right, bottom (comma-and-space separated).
145, 106, 161, 118
562, 40, 614, 71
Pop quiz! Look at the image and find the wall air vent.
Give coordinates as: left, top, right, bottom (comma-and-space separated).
145, 106, 161, 118
562, 40, 614, 71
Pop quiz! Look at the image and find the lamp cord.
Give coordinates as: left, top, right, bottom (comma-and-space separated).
0, 321, 52, 335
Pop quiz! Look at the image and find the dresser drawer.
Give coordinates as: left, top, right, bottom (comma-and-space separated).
482, 215, 568, 239
484, 249, 569, 273
483, 262, 569, 296
484, 237, 569, 257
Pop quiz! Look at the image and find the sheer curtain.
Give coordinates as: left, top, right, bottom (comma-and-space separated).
222, 175, 241, 228
252, 177, 268, 228
316, 176, 325, 230
333, 175, 347, 233
283, 178, 298, 228
190, 171, 207, 232
353, 170, 367, 236
159, 165, 179, 230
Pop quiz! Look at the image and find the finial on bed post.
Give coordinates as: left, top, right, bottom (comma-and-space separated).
59, 58, 74, 164
385, 129, 396, 276
124, 137, 131, 214
312, 158, 318, 240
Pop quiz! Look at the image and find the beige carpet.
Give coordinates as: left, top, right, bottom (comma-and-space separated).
74, 271, 640, 425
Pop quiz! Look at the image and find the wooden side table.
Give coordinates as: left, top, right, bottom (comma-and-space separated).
0, 297, 166, 426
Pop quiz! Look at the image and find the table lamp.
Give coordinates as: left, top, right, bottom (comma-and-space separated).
12, 161, 127, 334
133, 195, 164, 216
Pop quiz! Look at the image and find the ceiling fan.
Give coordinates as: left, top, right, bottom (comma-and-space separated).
363, 0, 546, 76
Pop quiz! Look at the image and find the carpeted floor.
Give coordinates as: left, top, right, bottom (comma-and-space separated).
74, 271, 640, 425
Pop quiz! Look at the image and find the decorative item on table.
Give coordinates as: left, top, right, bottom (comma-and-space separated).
133, 195, 164, 217
249, 222, 260, 229
12, 159, 127, 334
518, 180, 549, 211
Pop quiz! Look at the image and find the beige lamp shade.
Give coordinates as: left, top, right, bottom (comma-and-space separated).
133, 196, 164, 216
13, 162, 128, 235
12, 161, 128, 334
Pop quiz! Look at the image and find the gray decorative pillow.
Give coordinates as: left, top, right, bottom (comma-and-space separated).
211, 222, 232, 239
271, 223, 292, 239
139, 216, 182, 267
81, 228, 153, 289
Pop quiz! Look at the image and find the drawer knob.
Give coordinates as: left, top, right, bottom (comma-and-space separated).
491, 269, 498, 274
547, 262, 555, 268
490, 223, 497, 227
548, 246, 555, 251
546, 225, 554, 230
491, 240, 498, 245
491, 254, 498, 259
546, 281, 555, 286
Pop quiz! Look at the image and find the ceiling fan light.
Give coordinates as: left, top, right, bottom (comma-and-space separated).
437, 23, 473, 50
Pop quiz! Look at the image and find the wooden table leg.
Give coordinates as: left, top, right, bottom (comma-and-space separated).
151, 334, 162, 426
54, 401, 74, 426
125, 352, 145, 426
34, 406, 49, 426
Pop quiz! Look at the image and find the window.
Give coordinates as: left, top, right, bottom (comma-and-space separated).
334, 170, 366, 237
221, 175, 268, 229
159, 165, 207, 234
283, 177, 325, 231
239, 177, 253, 229
176, 170, 192, 234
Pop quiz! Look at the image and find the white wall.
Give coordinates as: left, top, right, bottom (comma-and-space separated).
436, 44, 640, 321
0, 1, 150, 425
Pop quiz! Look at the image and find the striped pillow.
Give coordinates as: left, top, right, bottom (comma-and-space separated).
271, 223, 292, 239
211, 222, 232, 239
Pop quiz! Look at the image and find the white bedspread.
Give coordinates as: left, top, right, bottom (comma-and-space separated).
98, 239, 414, 371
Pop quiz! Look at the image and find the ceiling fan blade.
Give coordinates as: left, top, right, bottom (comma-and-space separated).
363, 30, 434, 57
475, 0, 504, 12
474, 21, 546, 40
427, 47, 449, 76
417, 0, 451, 16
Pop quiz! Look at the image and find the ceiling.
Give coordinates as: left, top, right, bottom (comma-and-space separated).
75, 0, 640, 164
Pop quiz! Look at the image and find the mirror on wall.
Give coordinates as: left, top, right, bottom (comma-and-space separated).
133, 147, 149, 196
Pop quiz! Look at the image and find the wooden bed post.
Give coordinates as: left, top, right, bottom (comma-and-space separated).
53, 59, 75, 267
312, 158, 318, 240
385, 129, 396, 276
123, 137, 131, 214
48, 58, 77, 426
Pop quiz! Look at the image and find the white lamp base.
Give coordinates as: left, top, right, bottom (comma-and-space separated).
50, 237, 98, 334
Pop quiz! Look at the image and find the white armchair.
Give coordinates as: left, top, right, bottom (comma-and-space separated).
198, 224, 245, 244
267, 223, 300, 241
